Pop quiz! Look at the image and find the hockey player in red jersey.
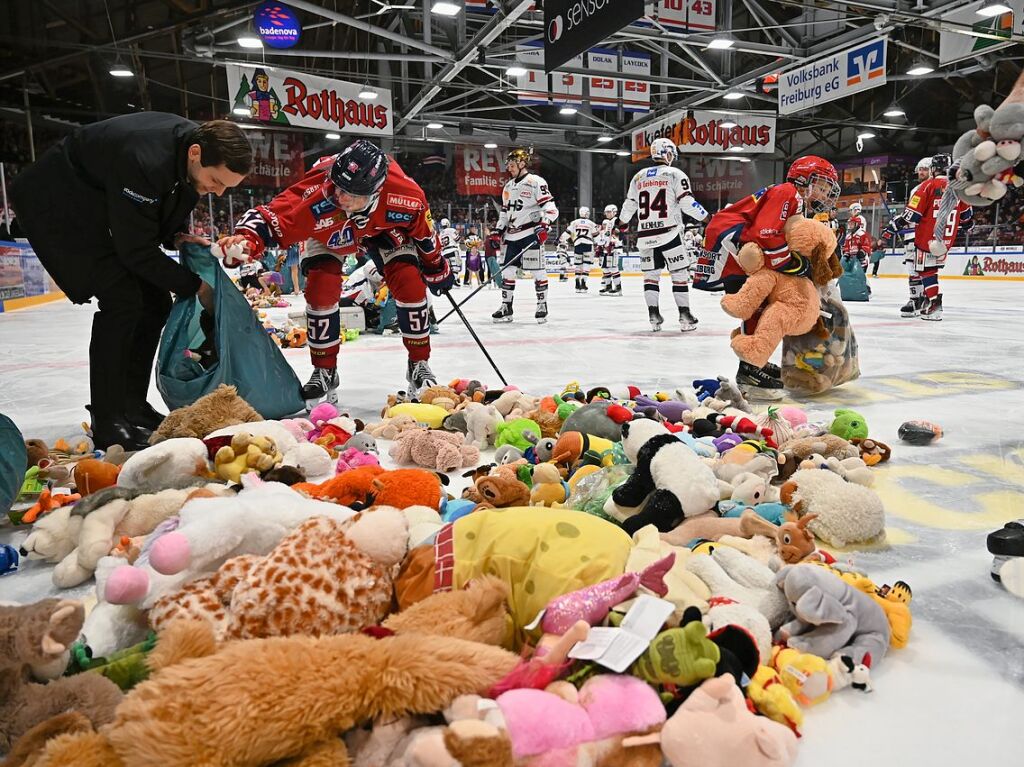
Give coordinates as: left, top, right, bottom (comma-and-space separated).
696, 155, 841, 397
218, 139, 453, 405
883, 154, 972, 321
843, 203, 873, 272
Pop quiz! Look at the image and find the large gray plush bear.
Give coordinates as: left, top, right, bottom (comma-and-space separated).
949, 101, 1024, 206
774, 564, 891, 668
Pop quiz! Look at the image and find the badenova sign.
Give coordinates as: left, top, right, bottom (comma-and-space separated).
254, 3, 302, 49
777, 37, 888, 115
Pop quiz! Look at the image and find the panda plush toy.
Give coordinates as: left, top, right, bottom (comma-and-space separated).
605, 418, 720, 535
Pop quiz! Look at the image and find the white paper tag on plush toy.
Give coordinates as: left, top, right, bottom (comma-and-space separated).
523, 609, 545, 632
620, 595, 675, 639
568, 597, 675, 673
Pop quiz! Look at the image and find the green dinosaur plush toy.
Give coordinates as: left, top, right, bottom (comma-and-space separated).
494, 418, 542, 451
829, 408, 869, 441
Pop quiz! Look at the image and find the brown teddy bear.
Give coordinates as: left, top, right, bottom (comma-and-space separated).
388, 429, 481, 473
149, 385, 263, 444
462, 474, 531, 509
1, 599, 122, 754
417, 385, 462, 412
720, 217, 841, 369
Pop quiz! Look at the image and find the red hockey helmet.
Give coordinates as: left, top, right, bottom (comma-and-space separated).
787, 155, 841, 214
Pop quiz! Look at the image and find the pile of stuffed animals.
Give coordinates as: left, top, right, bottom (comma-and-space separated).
2, 378, 921, 767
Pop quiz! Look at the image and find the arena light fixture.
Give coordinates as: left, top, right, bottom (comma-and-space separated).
906, 62, 934, 76
559, 106, 578, 115
615, 150, 630, 157
431, 1, 461, 15
484, 142, 498, 148
977, 3, 1012, 16
597, 135, 613, 142
505, 65, 528, 77
723, 156, 751, 163
729, 146, 745, 152
109, 59, 134, 77
427, 122, 444, 129
722, 92, 744, 100
326, 132, 341, 140
358, 85, 379, 100
883, 105, 905, 117
719, 120, 737, 128
232, 106, 249, 116
237, 34, 263, 48
857, 131, 876, 140
706, 37, 735, 49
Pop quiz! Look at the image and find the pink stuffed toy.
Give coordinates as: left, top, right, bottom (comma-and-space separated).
307, 403, 339, 441
624, 675, 798, 767
335, 447, 380, 473
539, 553, 675, 634
388, 429, 480, 473
496, 674, 666, 762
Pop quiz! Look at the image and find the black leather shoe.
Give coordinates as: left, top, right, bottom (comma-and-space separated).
126, 402, 166, 431
92, 416, 151, 452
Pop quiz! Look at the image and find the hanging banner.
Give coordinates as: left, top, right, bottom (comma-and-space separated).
514, 43, 549, 106
621, 50, 651, 112
647, 0, 717, 32
632, 110, 776, 160
551, 53, 585, 105
678, 156, 756, 201
587, 48, 619, 108
244, 130, 306, 188
544, 0, 646, 73
455, 145, 506, 197
939, 0, 1022, 65
777, 37, 888, 116
253, 3, 302, 49
226, 63, 393, 137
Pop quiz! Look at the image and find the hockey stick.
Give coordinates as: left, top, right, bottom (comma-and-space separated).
442, 290, 509, 386
434, 239, 526, 326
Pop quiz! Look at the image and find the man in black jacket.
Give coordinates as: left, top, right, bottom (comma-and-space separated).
9, 113, 251, 450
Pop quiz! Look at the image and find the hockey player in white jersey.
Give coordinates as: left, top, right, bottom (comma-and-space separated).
598, 204, 624, 296
567, 206, 600, 293
618, 138, 708, 332
884, 156, 931, 316
490, 148, 559, 323
555, 230, 571, 281
439, 218, 462, 285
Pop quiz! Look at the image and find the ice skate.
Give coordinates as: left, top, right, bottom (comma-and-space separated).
919, 295, 943, 321
736, 361, 784, 401
678, 307, 699, 332
492, 302, 514, 323
608, 287, 623, 296
900, 297, 924, 318
535, 301, 548, 325
648, 306, 664, 332
303, 367, 340, 409
406, 359, 438, 396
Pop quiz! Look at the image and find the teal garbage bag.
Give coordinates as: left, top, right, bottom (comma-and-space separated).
156, 244, 305, 418
0, 414, 26, 516
838, 255, 870, 302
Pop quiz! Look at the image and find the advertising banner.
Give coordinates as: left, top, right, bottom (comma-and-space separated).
455, 145, 506, 197
245, 130, 306, 188
777, 37, 888, 115
227, 63, 393, 137
939, 0, 1022, 65
632, 110, 776, 160
544, 0, 645, 72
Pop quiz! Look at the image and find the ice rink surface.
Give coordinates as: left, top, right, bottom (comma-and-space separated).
2, 273, 1023, 766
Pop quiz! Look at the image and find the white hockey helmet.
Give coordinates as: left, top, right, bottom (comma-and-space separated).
916, 157, 932, 172
604, 204, 618, 218
850, 202, 862, 215
579, 206, 590, 219
650, 137, 678, 164
440, 217, 451, 229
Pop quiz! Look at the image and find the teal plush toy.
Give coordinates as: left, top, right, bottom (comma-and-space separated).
829, 408, 869, 441
494, 418, 543, 451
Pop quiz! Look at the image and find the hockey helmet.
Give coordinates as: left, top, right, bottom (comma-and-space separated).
578, 206, 590, 219
604, 204, 618, 218
916, 156, 932, 172
440, 217, 451, 229
930, 153, 952, 176
328, 139, 389, 198
787, 155, 841, 214
506, 147, 531, 166
850, 202, 862, 215
650, 137, 678, 164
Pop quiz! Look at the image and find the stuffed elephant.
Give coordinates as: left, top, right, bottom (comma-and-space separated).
774, 564, 890, 667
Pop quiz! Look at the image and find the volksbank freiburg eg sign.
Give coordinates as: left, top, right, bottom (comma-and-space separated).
777, 38, 887, 115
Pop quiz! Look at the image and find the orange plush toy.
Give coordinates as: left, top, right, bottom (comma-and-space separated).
71, 459, 121, 496
21, 489, 81, 524
720, 217, 841, 369
295, 466, 442, 511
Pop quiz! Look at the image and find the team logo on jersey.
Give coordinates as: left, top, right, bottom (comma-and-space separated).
326, 227, 354, 250
646, 168, 658, 177
847, 39, 885, 86
311, 199, 338, 219
302, 184, 322, 200
424, 209, 434, 231
386, 193, 419, 210
386, 210, 414, 223
909, 194, 921, 208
